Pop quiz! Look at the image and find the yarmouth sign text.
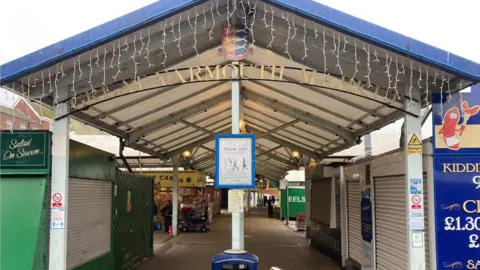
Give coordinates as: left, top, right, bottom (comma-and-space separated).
73, 64, 385, 109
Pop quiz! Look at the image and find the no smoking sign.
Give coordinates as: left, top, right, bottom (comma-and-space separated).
52, 192, 63, 208
411, 195, 422, 210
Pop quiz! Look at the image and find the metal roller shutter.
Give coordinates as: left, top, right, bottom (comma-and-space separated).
374, 174, 429, 270
311, 178, 331, 225
374, 176, 407, 270
67, 178, 112, 270
347, 180, 362, 265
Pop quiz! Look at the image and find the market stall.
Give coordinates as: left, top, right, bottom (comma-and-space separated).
140, 171, 207, 232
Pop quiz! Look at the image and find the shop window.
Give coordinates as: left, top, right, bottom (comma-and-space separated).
6, 120, 13, 130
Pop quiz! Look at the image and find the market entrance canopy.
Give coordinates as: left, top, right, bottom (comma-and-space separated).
1, 0, 479, 179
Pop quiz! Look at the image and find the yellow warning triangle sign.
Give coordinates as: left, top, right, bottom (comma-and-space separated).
408, 134, 422, 146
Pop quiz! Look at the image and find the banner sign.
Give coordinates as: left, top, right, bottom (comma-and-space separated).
0, 131, 51, 170
432, 92, 480, 155
361, 186, 373, 270
141, 171, 207, 187
433, 91, 480, 269
215, 134, 255, 189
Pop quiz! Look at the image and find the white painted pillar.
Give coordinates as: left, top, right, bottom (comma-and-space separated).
172, 157, 179, 236
49, 99, 70, 270
404, 99, 426, 270
231, 61, 244, 250
329, 176, 337, 229
339, 166, 348, 268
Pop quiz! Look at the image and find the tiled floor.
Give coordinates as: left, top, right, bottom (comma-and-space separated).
137, 209, 340, 270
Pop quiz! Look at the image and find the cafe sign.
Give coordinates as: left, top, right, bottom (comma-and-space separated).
0, 131, 51, 170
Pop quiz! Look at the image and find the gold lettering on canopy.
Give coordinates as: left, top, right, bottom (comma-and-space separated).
73, 64, 382, 109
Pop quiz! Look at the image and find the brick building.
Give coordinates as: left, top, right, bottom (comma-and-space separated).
0, 97, 51, 131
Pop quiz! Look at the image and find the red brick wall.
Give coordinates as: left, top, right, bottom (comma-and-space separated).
0, 112, 45, 130
14, 100, 41, 123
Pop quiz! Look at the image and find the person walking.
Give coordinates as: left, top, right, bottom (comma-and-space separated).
267, 199, 273, 218
160, 200, 173, 233
263, 195, 268, 207
271, 196, 276, 206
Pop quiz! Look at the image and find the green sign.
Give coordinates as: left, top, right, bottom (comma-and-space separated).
281, 187, 306, 219
0, 131, 51, 170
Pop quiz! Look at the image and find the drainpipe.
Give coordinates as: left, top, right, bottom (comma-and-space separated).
119, 137, 133, 173
364, 133, 372, 158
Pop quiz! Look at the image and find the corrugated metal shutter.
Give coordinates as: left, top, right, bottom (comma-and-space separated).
67, 178, 112, 270
423, 176, 430, 269
347, 180, 362, 265
374, 174, 429, 270
335, 177, 341, 228
374, 176, 407, 270
311, 178, 331, 225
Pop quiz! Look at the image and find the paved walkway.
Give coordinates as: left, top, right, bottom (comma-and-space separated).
138, 209, 340, 270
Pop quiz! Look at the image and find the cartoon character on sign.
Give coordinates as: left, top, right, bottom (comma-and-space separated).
439, 101, 480, 150
218, 25, 252, 60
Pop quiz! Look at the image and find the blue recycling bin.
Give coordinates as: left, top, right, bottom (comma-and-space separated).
212, 251, 259, 270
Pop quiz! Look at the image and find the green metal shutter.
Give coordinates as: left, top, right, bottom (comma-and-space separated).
374, 176, 407, 270
347, 180, 362, 265
67, 178, 112, 270
310, 178, 331, 225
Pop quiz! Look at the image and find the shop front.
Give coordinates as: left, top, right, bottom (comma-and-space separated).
141, 171, 208, 233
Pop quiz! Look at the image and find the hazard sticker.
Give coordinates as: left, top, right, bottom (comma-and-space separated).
407, 133, 422, 155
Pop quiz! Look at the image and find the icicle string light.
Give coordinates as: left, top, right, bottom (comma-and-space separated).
110, 42, 116, 68
209, 1, 216, 40
425, 68, 429, 107
322, 27, 327, 72
177, 14, 183, 56
249, 1, 257, 48
104, 47, 109, 87
342, 36, 348, 53
216, 0, 221, 17
363, 44, 372, 88
95, 49, 100, 67
282, 13, 292, 60
302, 19, 308, 60
314, 24, 319, 39
439, 72, 445, 121
446, 74, 452, 102
336, 34, 343, 75
123, 35, 129, 52
48, 69, 53, 93
433, 71, 439, 86
262, 3, 270, 28
203, 4, 207, 28
384, 52, 393, 99
145, 28, 154, 67
60, 62, 66, 78
330, 31, 337, 54
138, 30, 145, 55
226, 0, 231, 27
373, 48, 380, 63
267, 7, 275, 48
71, 58, 77, 108
408, 60, 413, 109
162, 21, 169, 66
114, 40, 122, 80
77, 57, 83, 79
88, 51, 95, 92
291, 15, 297, 40
192, 8, 199, 55
393, 56, 401, 98
458, 79, 464, 116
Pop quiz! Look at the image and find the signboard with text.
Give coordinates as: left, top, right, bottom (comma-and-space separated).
0, 131, 51, 172
215, 134, 255, 189
361, 186, 373, 270
433, 91, 480, 269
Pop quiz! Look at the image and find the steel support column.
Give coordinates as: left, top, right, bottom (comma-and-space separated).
49, 94, 70, 270
404, 98, 426, 269
231, 61, 244, 250
172, 156, 179, 236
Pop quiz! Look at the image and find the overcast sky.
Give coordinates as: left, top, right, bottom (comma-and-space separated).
1, 0, 478, 137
